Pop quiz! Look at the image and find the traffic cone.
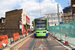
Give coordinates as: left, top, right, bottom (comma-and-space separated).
50, 32, 52, 36
55, 33, 57, 39
49, 33, 50, 36
65, 34, 69, 45
26, 31, 28, 36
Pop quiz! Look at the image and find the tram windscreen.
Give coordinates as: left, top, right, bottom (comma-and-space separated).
35, 19, 46, 30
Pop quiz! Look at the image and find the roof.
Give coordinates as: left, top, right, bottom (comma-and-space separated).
0, 17, 5, 19
45, 12, 62, 15
6, 9, 22, 13
1, 17, 5, 19
35, 18, 47, 20
63, 6, 72, 13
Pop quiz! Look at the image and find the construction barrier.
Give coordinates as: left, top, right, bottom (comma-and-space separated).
17, 33, 19, 39
48, 21, 75, 46
13, 33, 19, 41
13, 33, 17, 41
0, 37, 3, 48
0, 35, 8, 48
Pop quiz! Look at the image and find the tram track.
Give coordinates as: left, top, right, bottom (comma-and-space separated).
44, 38, 53, 50
29, 36, 36, 50
29, 36, 67, 50
30, 37, 53, 50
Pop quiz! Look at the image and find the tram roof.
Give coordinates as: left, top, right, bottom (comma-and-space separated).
35, 18, 47, 20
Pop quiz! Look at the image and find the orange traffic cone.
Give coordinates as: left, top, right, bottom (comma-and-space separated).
55, 33, 57, 39
26, 31, 28, 36
65, 34, 69, 45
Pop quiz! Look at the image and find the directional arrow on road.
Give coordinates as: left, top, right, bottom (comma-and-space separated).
38, 44, 46, 50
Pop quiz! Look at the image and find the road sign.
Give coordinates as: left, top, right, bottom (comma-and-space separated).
60, 22, 63, 24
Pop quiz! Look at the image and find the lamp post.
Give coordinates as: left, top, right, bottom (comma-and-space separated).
57, 4, 62, 41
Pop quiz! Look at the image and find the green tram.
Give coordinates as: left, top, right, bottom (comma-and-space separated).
33, 18, 49, 37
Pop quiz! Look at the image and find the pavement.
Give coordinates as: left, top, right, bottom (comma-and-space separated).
3, 33, 34, 50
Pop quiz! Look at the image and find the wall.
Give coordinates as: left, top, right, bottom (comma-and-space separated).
5, 9, 22, 29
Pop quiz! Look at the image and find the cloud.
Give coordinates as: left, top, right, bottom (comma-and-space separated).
20, 0, 63, 16
0, 0, 63, 17
0, 0, 63, 23
0, 0, 21, 17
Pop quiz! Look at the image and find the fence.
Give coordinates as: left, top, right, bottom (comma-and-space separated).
0, 29, 22, 38
0, 29, 31, 49
48, 21, 75, 46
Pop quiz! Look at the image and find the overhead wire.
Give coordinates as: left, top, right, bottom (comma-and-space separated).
68, 0, 69, 5
39, 0, 41, 16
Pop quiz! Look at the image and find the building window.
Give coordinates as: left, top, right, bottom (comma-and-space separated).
2, 19, 5, 23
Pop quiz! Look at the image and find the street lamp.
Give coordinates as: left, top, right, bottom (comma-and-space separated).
57, 4, 62, 41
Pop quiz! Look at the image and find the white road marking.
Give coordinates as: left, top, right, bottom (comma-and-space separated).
47, 38, 51, 40
38, 44, 46, 50
49, 38, 51, 40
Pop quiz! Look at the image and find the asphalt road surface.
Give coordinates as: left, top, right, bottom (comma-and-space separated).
11, 35, 67, 50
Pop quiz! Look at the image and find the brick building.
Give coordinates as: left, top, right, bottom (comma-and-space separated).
5, 9, 22, 29
5, 9, 30, 33
0, 9, 30, 37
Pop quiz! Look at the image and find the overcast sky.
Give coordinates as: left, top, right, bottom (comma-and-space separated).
0, 0, 71, 24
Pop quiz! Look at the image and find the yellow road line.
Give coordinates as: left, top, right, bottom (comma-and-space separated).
14, 37, 31, 50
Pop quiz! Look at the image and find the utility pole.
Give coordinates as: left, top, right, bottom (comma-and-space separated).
39, 0, 41, 16
57, 4, 62, 41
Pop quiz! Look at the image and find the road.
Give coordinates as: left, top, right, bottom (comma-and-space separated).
11, 35, 67, 50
